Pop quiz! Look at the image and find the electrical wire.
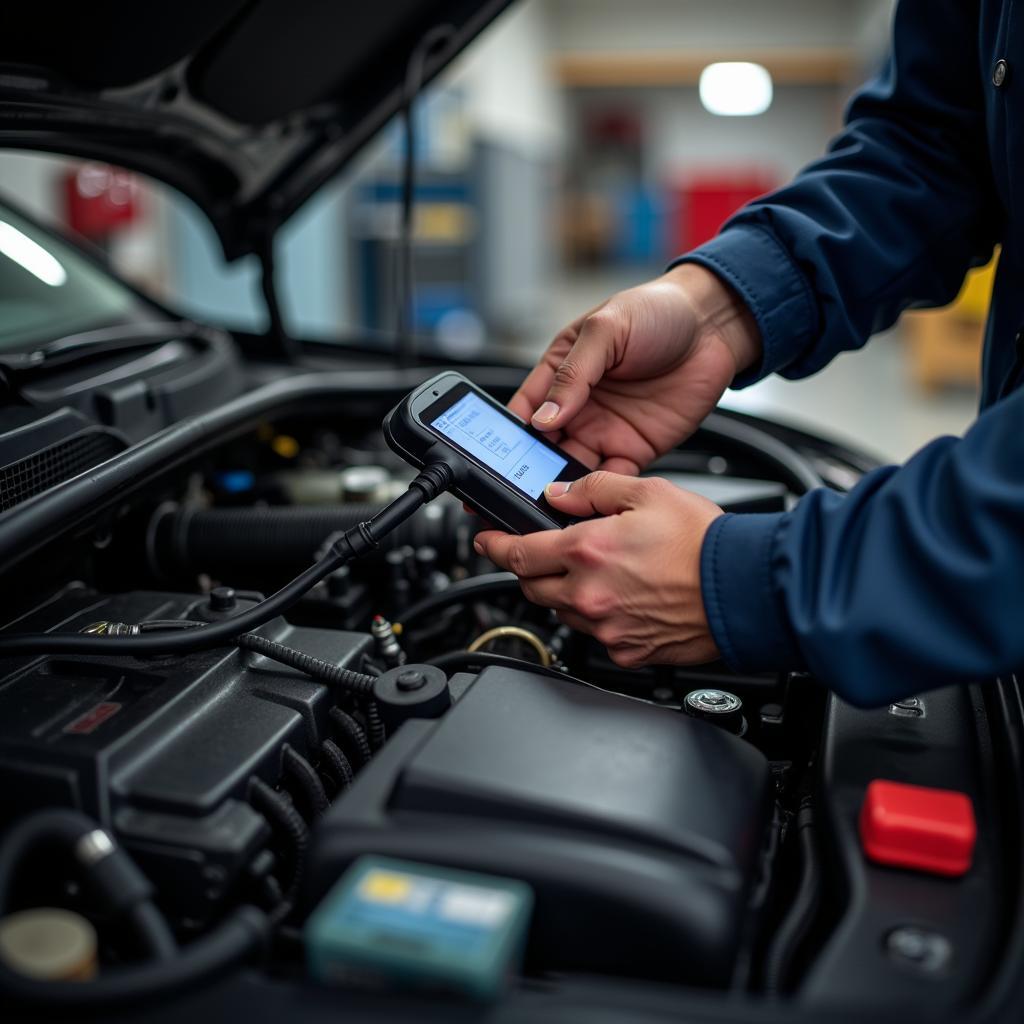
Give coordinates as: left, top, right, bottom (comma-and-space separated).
329, 707, 372, 769
281, 746, 330, 820
762, 797, 821, 995
319, 739, 355, 793
248, 778, 309, 903
237, 633, 376, 696
365, 701, 387, 750
0, 463, 453, 658
425, 650, 680, 709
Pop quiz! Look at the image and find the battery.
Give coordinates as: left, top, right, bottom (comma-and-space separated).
305, 855, 533, 1000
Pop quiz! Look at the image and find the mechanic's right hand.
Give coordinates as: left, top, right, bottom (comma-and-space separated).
510, 263, 762, 475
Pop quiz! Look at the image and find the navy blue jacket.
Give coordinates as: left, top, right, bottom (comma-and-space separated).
678, 0, 1024, 707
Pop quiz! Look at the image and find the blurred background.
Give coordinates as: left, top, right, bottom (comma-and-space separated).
0, 0, 987, 463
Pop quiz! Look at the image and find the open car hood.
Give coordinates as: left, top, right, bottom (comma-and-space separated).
0, 0, 509, 259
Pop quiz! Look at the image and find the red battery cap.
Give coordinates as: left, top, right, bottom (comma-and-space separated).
859, 779, 976, 877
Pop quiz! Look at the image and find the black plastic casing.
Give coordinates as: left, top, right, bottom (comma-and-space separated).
308, 666, 772, 986
0, 586, 372, 928
383, 371, 591, 534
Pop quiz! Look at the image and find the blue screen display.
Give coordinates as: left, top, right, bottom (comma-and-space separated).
430, 392, 567, 500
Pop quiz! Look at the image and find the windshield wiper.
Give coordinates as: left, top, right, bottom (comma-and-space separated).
0, 320, 219, 372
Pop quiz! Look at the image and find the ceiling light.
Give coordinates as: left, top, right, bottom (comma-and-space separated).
699, 62, 773, 117
0, 221, 67, 287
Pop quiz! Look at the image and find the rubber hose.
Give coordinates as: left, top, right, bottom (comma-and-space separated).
397, 572, 519, 630
237, 633, 375, 695
762, 799, 821, 995
152, 502, 457, 578
698, 413, 823, 496
0, 809, 178, 964
329, 708, 371, 769
0, 809, 97, 917
126, 902, 178, 962
248, 779, 309, 902
281, 746, 329, 819
0, 906, 267, 1008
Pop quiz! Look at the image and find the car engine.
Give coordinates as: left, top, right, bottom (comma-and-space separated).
0, 367, 1018, 1021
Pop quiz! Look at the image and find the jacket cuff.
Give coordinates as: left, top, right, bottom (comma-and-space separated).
669, 225, 818, 388
700, 512, 804, 673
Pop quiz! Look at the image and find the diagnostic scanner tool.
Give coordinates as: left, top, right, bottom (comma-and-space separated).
383, 372, 591, 534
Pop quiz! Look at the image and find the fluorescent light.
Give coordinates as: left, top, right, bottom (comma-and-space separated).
0, 221, 67, 287
699, 62, 773, 117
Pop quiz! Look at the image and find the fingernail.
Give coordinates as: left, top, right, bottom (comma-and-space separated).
473, 538, 484, 555
533, 401, 560, 425
545, 481, 571, 498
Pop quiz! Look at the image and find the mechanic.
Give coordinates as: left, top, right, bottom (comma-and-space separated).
473, 0, 1024, 708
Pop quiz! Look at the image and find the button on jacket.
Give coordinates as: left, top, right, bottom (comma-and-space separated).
675, 0, 1024, 705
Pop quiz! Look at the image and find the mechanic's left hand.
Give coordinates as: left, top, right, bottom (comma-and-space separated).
474, 471, 724, 668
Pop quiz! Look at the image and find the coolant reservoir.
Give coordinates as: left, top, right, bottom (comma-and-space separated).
0, 907, 98, 981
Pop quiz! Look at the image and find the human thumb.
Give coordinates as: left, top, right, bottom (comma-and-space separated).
544, 471, 646, 517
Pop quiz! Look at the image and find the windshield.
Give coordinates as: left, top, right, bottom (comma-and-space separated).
0, 200, 148, 351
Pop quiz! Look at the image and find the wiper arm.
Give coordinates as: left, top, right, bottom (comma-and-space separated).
0, 320, 216, 372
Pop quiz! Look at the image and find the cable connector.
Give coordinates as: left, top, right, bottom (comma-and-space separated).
408, 459, 456, 502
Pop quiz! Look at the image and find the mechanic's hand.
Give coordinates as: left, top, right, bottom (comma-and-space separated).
474, 471, 725, 668
510, 263, 761, 475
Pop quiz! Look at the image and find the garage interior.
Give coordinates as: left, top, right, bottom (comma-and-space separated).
0, 0, 981, 462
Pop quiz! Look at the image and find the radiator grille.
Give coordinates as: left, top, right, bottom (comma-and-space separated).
0, 431, 126, 512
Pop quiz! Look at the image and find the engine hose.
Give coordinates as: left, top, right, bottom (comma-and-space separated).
762, 798, 821, 996
237, 633, 376, 695
247, 778, 309, 902
0, 462, 454, 658
319, 739, 354, 793
697, 413, 824, 496
0, 906, 268, 1008
126, 902, 178, 963
395, 572, 519, 633
0, 809, 177, 960
281, 746, 329, 820
150, 501, 462, 580
329, 708, 372, 769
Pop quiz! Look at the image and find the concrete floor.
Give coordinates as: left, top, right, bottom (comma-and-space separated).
539, 269, 980, 465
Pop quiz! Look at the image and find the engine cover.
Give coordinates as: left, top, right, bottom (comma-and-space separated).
0, 586, 372, 928
308, 666, 772, 985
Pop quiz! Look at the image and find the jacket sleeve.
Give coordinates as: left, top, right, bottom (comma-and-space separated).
673, 0, 999, 386
700, 385, 1024, 706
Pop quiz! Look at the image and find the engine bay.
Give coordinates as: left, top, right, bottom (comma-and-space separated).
0, 370, 1021, 1022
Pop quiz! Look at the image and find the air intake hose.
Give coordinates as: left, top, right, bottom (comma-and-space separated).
150, 502, 462, 580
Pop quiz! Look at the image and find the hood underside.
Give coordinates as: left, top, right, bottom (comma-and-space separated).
0, 0, 509, 259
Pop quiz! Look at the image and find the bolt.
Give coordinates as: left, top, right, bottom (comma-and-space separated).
396, 669, 427, 692
209, 586, 236, 611
886, 926, 952, 973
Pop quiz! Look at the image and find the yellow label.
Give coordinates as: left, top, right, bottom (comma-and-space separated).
359, 871, 412, 904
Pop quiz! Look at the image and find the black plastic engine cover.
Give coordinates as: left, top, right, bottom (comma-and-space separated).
0, 585, 372, 927
308, 666, 771, 985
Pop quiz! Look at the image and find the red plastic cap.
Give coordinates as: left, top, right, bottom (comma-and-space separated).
859, 779, 976, 878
